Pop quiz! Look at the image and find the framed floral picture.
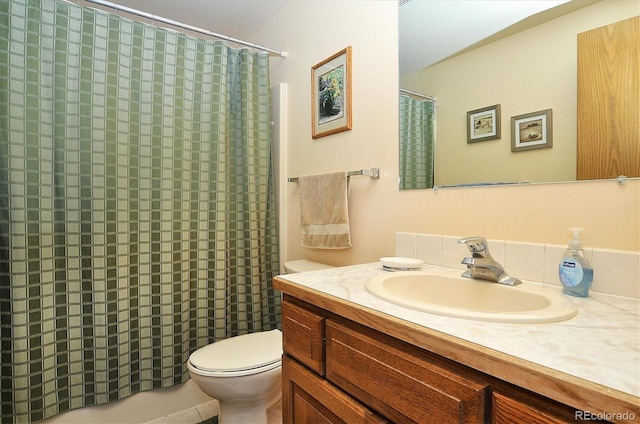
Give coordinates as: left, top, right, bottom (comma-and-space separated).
467, 104, 501, 143
511, 109, 553, 152
311, 46, 352, 139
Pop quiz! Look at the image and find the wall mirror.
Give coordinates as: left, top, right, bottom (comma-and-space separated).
398, 0, 638, 189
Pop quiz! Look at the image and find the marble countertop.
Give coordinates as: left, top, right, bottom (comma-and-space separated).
277, 262, 640, 399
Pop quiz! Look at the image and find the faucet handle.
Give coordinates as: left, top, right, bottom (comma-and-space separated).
458, 237, 488, 253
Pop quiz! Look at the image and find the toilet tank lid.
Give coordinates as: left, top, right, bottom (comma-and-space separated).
285, 259, 334, 273
189, 329, 282, 372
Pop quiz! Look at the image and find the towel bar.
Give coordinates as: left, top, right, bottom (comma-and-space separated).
288, 167, 380, 183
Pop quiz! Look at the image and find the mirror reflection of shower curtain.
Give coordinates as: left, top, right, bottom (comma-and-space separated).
399, 94, 435, 190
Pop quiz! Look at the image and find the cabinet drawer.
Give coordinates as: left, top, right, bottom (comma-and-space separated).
326, 320, 488, 424
492, 392, 590, 424
283, 355, 388, 424
282, 299, 325, 375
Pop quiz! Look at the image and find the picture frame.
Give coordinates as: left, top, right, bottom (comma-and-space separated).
311, 46, 352, 139
467, 104, 501, 143
511, 109, 553, 152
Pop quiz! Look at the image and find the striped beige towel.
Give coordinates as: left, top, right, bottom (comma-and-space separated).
298, 171, 351, 249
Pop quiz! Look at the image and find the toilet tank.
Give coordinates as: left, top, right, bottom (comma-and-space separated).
284, 260, 334, 273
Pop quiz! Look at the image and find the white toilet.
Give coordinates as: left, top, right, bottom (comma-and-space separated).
187, 260, 332, 424
187, 329, 283, 424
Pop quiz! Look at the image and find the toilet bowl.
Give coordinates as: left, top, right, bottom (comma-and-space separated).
187, 329, 283, 424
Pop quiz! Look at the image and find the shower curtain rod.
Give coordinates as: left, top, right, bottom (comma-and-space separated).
400, 88, 436, 101
82, 0, 288, 57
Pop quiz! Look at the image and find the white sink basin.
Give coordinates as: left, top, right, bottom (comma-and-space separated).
365, 271, 577, 323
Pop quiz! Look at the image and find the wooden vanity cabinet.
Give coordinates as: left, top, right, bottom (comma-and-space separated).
280, 294, 608, 424
282, 298, 388, 423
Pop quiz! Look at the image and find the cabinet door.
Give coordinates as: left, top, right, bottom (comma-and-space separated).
326, 320, 488, 424
282, 299, 326, 375
282, 355, 388, 424
577, 16, 640, 180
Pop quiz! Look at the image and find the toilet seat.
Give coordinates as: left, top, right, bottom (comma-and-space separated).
188, 329, 282, 377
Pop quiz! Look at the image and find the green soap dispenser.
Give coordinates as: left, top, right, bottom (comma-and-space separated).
558, 227, 593, 297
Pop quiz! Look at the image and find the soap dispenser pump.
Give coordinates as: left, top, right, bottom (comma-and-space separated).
558, 227, 593, 297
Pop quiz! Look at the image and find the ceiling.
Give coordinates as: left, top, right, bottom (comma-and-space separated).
84, 0, 586, 76
84, 0, 288, 43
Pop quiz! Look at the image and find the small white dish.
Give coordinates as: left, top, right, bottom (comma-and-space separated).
380, 257, 423, 271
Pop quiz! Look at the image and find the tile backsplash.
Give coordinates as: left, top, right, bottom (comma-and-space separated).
396, 232, 640, 299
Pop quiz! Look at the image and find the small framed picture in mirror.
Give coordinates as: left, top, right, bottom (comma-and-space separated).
511, 109, 553, 152
467, 104, 501, 143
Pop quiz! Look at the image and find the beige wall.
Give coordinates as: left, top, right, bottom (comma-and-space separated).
254, 0, 639, 269
400, 0, 639, 187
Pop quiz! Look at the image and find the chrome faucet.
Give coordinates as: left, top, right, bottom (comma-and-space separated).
458, 237, 522, 286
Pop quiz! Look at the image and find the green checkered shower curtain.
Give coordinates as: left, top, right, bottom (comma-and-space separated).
399, 94, 435, 190
0, 0, 281, 422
